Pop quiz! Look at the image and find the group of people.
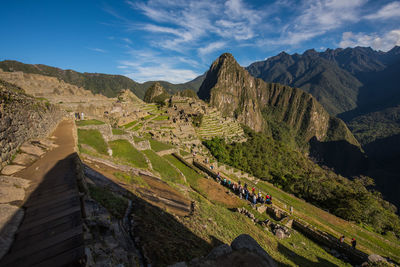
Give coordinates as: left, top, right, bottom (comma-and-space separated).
216, 172, 272, 205
339, 235, 357, 249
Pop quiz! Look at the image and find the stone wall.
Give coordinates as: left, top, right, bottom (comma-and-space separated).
292, 220, 369, 265
0, 83, 64, 169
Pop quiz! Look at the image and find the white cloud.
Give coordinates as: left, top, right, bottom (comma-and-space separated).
365, 1, 400, 20
124, 65, 198, 83
90, 48, 107, 53
198, 41, 226, 56
118, 49, 201, 83
259, 0, 366, 46
339, 29, 400, 51
122, 38, 132, 44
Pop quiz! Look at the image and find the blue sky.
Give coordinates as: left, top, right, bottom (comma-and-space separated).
1, 0, 399, 83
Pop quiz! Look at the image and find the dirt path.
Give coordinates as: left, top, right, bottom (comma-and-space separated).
16, 119, 76, 193
1, 119, 85, 267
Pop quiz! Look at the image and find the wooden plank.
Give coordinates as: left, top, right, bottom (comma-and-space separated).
24, 189, 77, 207
2, 235, 84, 267
1, 226, 83, 265
16, 211, 82, 239
32, 245, 85, 267
29, 183, 76, 198
25, 195, 79, 216
23, 198, 80, 224
14, 212, 82, 244
18, 206, 81, 231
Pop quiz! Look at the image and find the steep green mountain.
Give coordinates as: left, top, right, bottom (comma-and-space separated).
143, 82, 170, 103
198, 53, 364, 176
247, 50, 361, 116
198, 53, 359, 147
247, 46, 400, 118
0, 60, 204, 99
247, 46, 400, 209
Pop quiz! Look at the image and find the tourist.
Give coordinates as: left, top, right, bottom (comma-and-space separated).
252, 187, 255, 195
339, 235, 345, 243
253, 194, 257, 205
290, 206, 294, 213
351, 238, 357, 249
245, 189, 249, 200
223, 178, 227, 186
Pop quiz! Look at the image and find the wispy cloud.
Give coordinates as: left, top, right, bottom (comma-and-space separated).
339, 29, 400, 51
264, 0, 366, 46
365, 1, 400, 20
90, 48, 107, 53
198, 41, 226, 56
118, 49, 200, 83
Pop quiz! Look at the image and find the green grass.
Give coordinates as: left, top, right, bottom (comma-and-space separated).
143, 150, 184, 184
114, 172, 149, 188
163, 155, 202, 187
112, 128, 127, 135
123, 120, 137, 129
132, 135, 145, 142
131, 123, 143, 131
180, 150, 190, 157
224, 172, 400, 262
148, 138, 175, 152
76, 119, 105, 126
77, 129, 108, 155
109, 139, 147, 169
154, 115, 169, 121
143, 114, 155, 120
88, 184, 128, 219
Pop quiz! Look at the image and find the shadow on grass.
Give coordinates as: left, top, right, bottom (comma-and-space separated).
84, 163, 216, 266
278, 243, 339, 267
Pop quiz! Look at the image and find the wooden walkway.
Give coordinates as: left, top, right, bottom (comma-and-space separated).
0, 120, 85, 267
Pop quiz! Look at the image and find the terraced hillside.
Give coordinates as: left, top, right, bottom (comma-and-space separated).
197, 110, 245, 142
74, 118, 400, 266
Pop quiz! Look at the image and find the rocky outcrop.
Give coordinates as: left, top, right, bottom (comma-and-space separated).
169, 234, 277, 267
0, 80, 64, 169
143, 82, 170, 103
198, 53, 359, 147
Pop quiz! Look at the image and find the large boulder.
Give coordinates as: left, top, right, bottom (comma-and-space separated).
206, 244, 232, 260
231, 234, 277, 267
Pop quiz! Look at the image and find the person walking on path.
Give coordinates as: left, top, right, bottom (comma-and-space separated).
339, 235, 345, 243
351, 238, 357, 249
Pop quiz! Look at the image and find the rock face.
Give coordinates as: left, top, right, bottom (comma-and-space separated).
144, 82, 170, 103
0, 79, 64, 169
198, 53, 359, 147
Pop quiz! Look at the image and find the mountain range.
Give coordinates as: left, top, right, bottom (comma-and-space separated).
0, 60, 204, 99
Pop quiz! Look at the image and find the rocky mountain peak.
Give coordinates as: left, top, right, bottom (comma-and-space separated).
143, 82, 170, 103
199, 53, 359, 147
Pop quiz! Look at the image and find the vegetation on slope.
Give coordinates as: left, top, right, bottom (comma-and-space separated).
77, 129, 108, 155
108, 139, 147, 168
142, 150, 184, 184
76, 119, 105, 127
203, 127, 400, 236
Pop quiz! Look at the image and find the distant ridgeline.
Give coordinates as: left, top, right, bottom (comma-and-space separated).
245, 46, 400, 209
0, 60, 204, 99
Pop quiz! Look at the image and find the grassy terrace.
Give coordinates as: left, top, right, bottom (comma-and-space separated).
219, 169, 400, 262
154, 115, 169, 121
78, 129, 108, 155
76, 119, 105, 126
143, 150, 184, 184
109, 139, 147, 169
112, 128, 127, 135
123, 120, 137, 129
148, 138, 175, 152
